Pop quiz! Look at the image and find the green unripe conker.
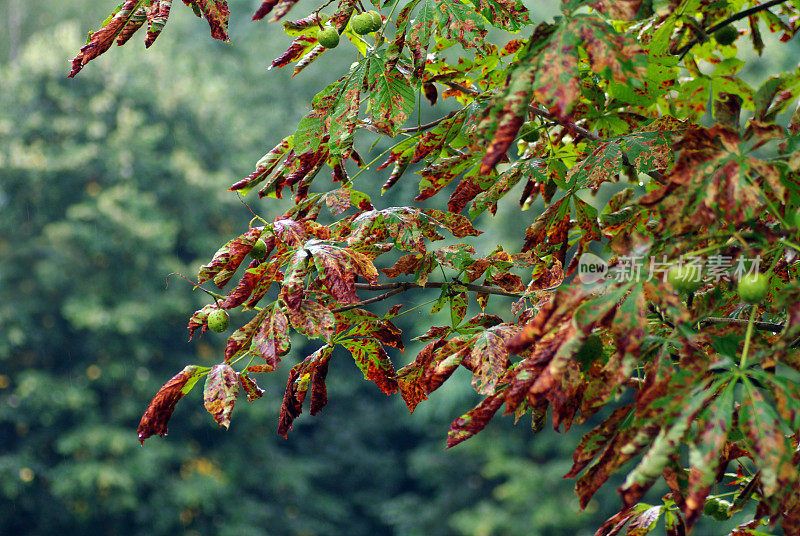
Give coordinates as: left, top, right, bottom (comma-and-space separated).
317, 26, 340, 48
250, 238, 268, 259
703, 498, 732, 521
667, 265, 703, 294
351, 13, 374, 35
208, 309, 230, 333
737, 272, 769, 304
366, 10, 382, 31
714, 25, 739, 46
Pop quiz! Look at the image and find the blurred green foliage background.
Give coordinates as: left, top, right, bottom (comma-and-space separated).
1, 1, 792, 535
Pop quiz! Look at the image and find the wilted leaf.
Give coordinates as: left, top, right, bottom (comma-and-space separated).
203, 363, 240, 429
137, 365, 209, 444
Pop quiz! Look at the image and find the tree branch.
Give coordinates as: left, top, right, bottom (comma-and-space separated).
354, 281, 526, 298
332, 281, 529, 313
699, 316, 784, 333
398, 110, 460, 134
677, 0, 790, 59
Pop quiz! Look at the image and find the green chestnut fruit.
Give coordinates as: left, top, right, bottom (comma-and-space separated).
667, 265, 703, 294
366, 10, 382, 32
207, 309, 230, 333
317, 26, 340, 48
703, 498, 732, 521
351, 13, 374, 35
249, 238, 268, 260
737, 272, 769, 304
714, 25, 739, 46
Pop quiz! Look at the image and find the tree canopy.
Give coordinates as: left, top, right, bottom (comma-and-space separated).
67, 0, 800, 534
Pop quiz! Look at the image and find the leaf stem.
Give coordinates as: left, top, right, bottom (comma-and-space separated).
739, 306, 758, 369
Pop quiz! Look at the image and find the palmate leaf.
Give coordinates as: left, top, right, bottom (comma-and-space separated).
470, 159, 546, 217
640, 125, 786, 232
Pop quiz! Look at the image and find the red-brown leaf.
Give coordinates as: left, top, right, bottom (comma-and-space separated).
137, 365, 207, 444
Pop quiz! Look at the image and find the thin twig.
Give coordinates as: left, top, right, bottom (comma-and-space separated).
399, 110, 460, 134
677, 0, 790, 59
353, 281, 526, 298
333, 280, 529, 314
700, 316, 783, 333
332, 286, 408, 313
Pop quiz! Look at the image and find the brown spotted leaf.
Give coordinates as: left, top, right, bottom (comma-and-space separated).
203, 363, 239, 429
145, 0, 174, 47
446, 391, 505, 448
224, 308, 268, 362
198, 227, 263, 287
277, 345, 333, 437
288, 300, 335, 340
340, 337, 399, 395
253, 0, 300, 22
466, 324, 518, 395
251, 305, 291, 369
190, 0, 230, 41
137, 365, 209, 444
239, 373, 266, 401
69, 0, 143, 78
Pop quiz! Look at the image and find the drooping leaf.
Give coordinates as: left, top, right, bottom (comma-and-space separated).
340, 337, 399, 395
69, 0, 146, 78
251, 304, 291, 369
203, 363, 240, 429
197, 227, 263, 287
137, 365, 210, 444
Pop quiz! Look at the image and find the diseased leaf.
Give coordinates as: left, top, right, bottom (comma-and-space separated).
447, 392, 505, 448
288, 300, 335, 340
340, 337, 399, 395
251, 304, 291, 369
137, 365, 210, 444
197, 227, 263, 288
69, 0, 145, 78
203, 364, 240, 429
278, 345, 333, 437
239, 373, 266, 401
